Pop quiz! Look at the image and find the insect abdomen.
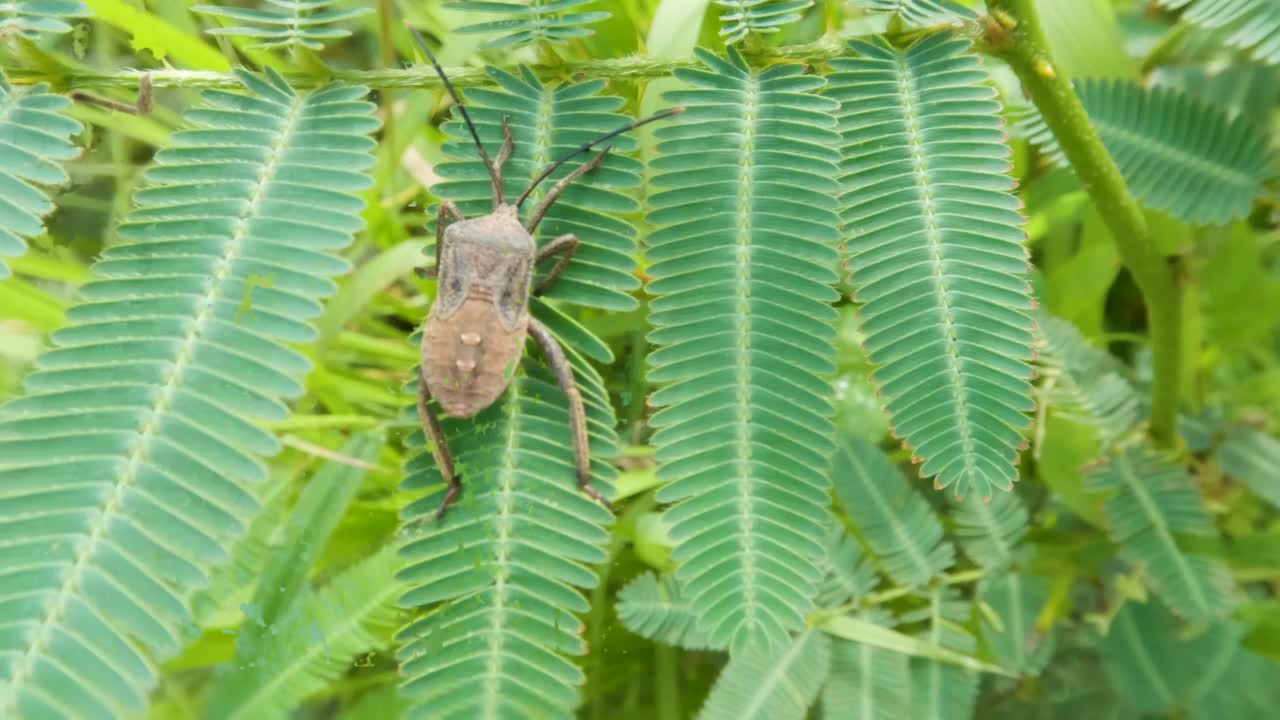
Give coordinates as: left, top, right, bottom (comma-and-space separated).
422, 297, 528, 418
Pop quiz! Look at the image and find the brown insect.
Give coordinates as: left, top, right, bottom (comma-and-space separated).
406, 27, 681, 520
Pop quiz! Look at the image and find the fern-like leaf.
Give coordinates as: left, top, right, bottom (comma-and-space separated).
904, 588, 979, 720
1078, 78, 1270, 225
851, 0, 975, 27
1101, 601, 1280, 718
1097, 601, 1185, 716
1037, 314, 1140, 447
1216, 426, 1280, 509
193, 0, 370, 51
0, 69, 376, 719
697, 629, 830, 720
205, 546, 403, 720
207, 431, 380, 708
829, 35, 1036, 501
1157, 0, 1280, 65
0, 75, 80, 280
396, 358, 617, 719
979, 572, 1053, 676
0, 0, 87, 37
1022, 79, 1272, 225
646, 47, 842, 654
397, 67, 640, 719
832, 435, 955, 587
1086, 446, 1234, 622
714, 0, 814, 44
822, 623, 910, 720
950, 489, 1029, 570
816, 523, 880, 608
447, 0, 610, 49
616, 572, 720, 651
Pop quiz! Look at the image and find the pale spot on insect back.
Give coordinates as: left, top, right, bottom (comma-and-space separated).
456, 359, 477, 372
460, 332, 481, 346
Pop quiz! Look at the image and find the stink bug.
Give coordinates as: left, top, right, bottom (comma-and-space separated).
406, 26, 681, 520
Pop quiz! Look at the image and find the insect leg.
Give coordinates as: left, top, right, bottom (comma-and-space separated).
415, 370, 463, 520
524, 147, 611, 234
417, 201, 465, 279
69, 73, 153, 115
532, 234, 579, 297
527, 317, 610, 510
494, 114, 514, 175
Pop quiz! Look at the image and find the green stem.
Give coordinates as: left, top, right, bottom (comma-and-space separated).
1177, 253, 1203, 412
0, 39, 848, 90
260, 414, 387, 431
984, 1, 1183, 450
1141, 20, 1191, 74
375, 0, 398, 193
655, 643, 681, 720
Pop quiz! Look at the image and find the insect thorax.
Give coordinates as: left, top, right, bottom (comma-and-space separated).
434, 204, 535, 329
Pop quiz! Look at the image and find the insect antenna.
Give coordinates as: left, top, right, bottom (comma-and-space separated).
515, 106, 685, 210
405, 22, 504, 207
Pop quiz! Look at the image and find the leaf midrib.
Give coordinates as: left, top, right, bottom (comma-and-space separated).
731, 70, 761, 645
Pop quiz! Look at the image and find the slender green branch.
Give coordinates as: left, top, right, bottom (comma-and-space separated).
1141, 20, 1191, 74
0, 39, 847, 90
983, 0, 1183, 449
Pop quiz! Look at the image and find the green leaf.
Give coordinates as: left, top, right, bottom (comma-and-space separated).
314, 240, 426, 352
616, 571, 720, 651
0, 74, 81, 280
398, 65, 642, 718
648, 0, 713, 58
697, 629, 830, 720
832, 435, 955, 588
822, 631, 910, 720
1156, 0, 1280, 65
1037, 313, 1141, 447
850, 0, 975, 28
950, 489, 1029, 570
1023, 79, 1273, 225
446, 0, 610, 50
0, 0, 85, 36
190, 479, 290, 631
816, 523, 880, 609
205, 546, 403, 720
979, 572, 1054, 676
1202, 223, 1280, 354
83, 0, 231, 69
904, 589, 980, 720
1097, 601, 1183, 716
0, 70, 377, 719
1101, 601, 1280, 718
829, 35, 1036, 500
193, 0, 371, 51
1216, 426, 1280, 509
821, 610, 1014, 678
646, 47, 841, 655
714, 0, 814, 45
1086, 446, 1234, 622
1034, 0, 1135, 79
396, 354, 619, 719
225, 432, 381, 661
